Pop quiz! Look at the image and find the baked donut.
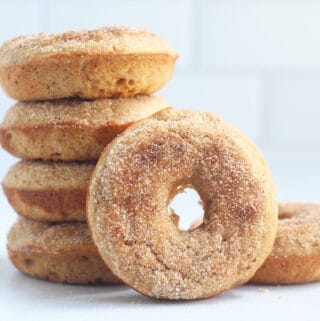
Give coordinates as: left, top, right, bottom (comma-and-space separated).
0, 26, 178, 101
0, 95, 168, 161
251, 202, 320, 284
87, 108, 277, 300
7, 219, 121, 285
3, 161, 95, 222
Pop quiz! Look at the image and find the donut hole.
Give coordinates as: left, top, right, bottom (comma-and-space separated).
168, 187, 204, 231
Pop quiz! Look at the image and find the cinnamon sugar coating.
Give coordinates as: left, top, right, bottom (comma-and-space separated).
0, 26, 177, 66
0, 26, 178, 100
0, 95, 168, 160
87, 108, 277, 300
251, 202, 320, 284
7, 219, 121, 285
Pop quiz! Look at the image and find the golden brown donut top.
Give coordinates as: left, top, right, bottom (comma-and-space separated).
273, 202, 320, 257
0, 26, 178, 66
3, 160, 95, 190
87, 108, 277, 299
0, 96, 168, 128
7, 219, 95, 253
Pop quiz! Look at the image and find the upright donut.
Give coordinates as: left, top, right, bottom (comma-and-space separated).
0, 27, 178, 100
87, 108, 277, 300
251, 202, 320, 284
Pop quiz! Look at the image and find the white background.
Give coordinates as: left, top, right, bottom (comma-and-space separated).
0, 0, 319, 320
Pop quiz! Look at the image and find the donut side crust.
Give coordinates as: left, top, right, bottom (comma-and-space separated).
0, 122, 128, 161
7, 220, 122, 284
3, 161, 94, 221
7, 247, 120, 285
251, 202, 320, 284
251, 254, 320, 284
0, 53, 176, 100
0, 96, 169, 160
3, 186, 87, 222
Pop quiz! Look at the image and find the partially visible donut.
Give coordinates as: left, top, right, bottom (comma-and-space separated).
87, 108, 277, 300
0, 96, 168, 161
3, 161, 95, 222
251, 202, 320, 284
0, 26, 178, 100
7, 219, 122, 285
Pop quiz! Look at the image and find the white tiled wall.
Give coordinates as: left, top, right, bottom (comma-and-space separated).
160, 73, 263, 141
0, 0, 319, 202
201, 1, 320, 70
267, 76, 320, 143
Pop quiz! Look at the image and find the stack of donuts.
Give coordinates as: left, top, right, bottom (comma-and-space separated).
0, 26, 319, 300
0, 27, 177, 285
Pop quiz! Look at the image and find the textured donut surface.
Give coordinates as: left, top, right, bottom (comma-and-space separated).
3, 161, 95, 222
0, 95, 168, 160
252, 202, 320, 284
87, 108, 277, 300
0, 26, 178, 100
7, 219, 121, 285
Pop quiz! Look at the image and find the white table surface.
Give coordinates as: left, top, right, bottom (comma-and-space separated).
1, 148, 320, 321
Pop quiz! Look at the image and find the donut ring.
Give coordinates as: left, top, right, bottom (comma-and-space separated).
251, 202, 320, 284
0, 96, 167, 161
7, 219, 121, 285
87, 108, 277, 300
0, 26, 178, 101
3, 161, 95, 222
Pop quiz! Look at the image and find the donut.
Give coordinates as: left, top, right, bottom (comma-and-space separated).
3, 161, 95, 222
251, 202, 320, 284
7, 219, 121, 285
0, 26, 178, 101
0, 95, 168, 161
87, 108, 277, 300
